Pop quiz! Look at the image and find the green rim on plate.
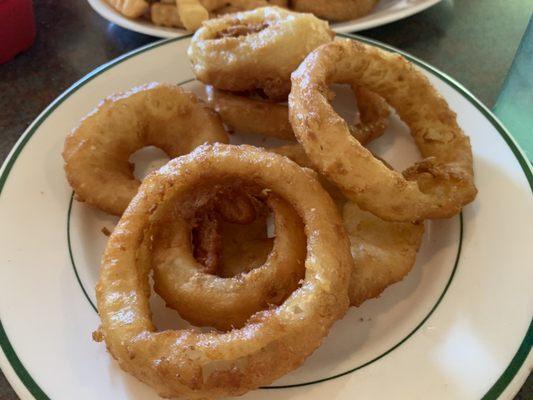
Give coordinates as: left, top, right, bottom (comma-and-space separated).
0, 34, 531, 400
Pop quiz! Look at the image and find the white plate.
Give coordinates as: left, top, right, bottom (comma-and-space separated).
0, 35, 531, 400
87, 0, 443, 38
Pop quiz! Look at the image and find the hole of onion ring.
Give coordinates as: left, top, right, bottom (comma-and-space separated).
129, 146, 170, 181
331, 83, 361, 128
206, 213, 274, 278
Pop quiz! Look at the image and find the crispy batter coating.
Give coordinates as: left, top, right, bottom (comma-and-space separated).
62, 83, 228, 215
343, 202, 424, 306
270, 146, 425, 306
153, 193, 306, 330
188, 7, 334, 100
205, 84, 389, 143
292, 0, 379, 21
289, 39, 477, 222
96, 144, 352, 398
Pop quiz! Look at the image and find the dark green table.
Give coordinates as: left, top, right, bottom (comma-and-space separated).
0, 0, 531, 399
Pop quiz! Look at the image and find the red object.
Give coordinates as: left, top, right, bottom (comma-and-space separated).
0, 0, 36, 64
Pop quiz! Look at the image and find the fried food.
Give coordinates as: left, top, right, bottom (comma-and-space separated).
189, 188, 259, 274
105, 0, 149, 18
343, 202, 424, 306
210, 0, 286, 15
95, 143, 352, 398
153, 191, 306, 330
177, 0, 209, 31
205, 85, 389, 143
269, 145, 425, 305
62, 83, 228, 216
188, 7, 334, 100
292, 0, 379, 21
289, 39, 477, 222
150, 3, 184, 28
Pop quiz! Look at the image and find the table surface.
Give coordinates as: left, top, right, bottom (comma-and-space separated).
0, 0, 531, 399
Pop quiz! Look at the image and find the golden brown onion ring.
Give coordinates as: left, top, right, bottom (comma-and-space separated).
292, 0, 379, 21
289, 39, 477, 222
270, 145, 425, 305
95, 143, 351, 398
343, 202, 424, 306
205, 85, 389, 143
153, 192, 306, 331
188, 7, 334, 100
62, 83, 228, 216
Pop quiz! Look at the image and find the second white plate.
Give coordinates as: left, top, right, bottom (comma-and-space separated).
87, 0, 443, 38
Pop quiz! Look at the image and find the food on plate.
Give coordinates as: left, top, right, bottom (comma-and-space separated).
292, 0, 379, 21
188, 7, 334, 100
268, 145, 425, 305
105, 0, 149, 18
151, 3, 184, 28
176, 0, 209, 31
343, 202, 425, 306
205, 84, 389, 142
104, 0, 378, 31
289, 39, 477, 222
95, 144, 352, 398
62, 82, 228, 216
153, 191, 306, 330
188, 186, 260, 274
212, 0, 288, 16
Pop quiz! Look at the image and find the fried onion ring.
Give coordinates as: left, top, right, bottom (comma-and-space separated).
153, 192, 306, 331
289, 39, 477, 221
62, 82, 228, 216
188, 7, 334, 100
96, 143, 352, 398
205, 85, 389, 143
292, 0, 379, 21
343, 202, 424, 306
269, 145, 425, 305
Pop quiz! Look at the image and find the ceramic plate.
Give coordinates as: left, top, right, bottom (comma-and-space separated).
0, 35, 531, 400
87, 0, 443, 38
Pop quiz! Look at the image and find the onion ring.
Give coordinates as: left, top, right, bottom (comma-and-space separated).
188, 7, 334, 100
62, 82, 228, 216
289, 39, 477, 222
343, 202, 424, 306
269, 145, 425, 305
153, 191, 306, 331
292, 0, 379, 21
205, 84, 389, 143
96, 143, 352, 398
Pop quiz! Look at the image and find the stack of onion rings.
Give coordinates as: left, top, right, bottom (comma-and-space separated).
205, 84, 390, 143
95, 143, 352, 398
